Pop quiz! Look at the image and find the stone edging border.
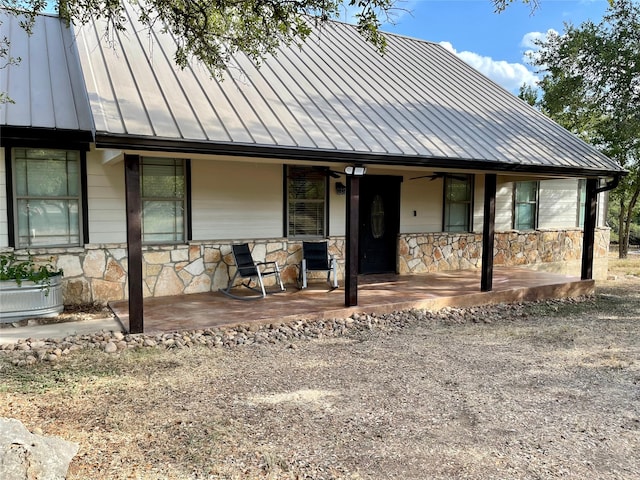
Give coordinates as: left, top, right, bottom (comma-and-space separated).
0, 296, 594, 367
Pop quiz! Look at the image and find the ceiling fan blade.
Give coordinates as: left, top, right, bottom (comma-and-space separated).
409, 174, 438, 180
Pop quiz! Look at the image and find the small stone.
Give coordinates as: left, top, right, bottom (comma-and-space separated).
113, 331, 125, 340
46, 354, 58, 362
143, 339, 157, 347
25, 355, 37, 365
104, 342, 118, 353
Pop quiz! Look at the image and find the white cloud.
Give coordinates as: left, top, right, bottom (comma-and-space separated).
521, 29, 558, 49
439, 41, 539, 93
520, 29, 559, 65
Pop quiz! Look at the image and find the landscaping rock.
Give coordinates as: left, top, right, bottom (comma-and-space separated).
0, 417, 79, 480
0, 296, 595, 365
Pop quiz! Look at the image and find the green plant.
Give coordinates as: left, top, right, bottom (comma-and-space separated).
0, 252, 63, 289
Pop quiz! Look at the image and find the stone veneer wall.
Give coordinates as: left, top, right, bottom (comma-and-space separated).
2, 238, 345, 305
2, 228, 608, 305
398, 228, 610, 279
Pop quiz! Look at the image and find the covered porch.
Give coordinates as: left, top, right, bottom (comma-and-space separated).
110, 267, 594, 334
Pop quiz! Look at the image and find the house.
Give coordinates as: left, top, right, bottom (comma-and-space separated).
0, 8, 625, 332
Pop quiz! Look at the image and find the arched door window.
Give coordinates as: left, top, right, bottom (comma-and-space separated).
371, 194, 385, 239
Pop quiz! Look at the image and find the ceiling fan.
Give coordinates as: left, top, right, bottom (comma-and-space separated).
324, 168, 343, 178
410, 172, 468, 181
287, 166, 343, 179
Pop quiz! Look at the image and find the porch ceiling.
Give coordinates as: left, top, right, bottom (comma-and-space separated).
109, 268, 593, 335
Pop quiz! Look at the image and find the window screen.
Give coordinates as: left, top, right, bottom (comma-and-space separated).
514, 181, 539, 230
14, 148, 81, 247
287, 166, 327, 238
444, 174, 473, 232
141, 157, 186, 243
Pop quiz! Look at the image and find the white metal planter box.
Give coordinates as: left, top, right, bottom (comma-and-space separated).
0, 275, 64, 323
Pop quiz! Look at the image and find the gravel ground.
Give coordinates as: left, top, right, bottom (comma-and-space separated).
1, 273, 639, 479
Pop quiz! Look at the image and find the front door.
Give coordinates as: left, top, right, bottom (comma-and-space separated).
359, 175, 401, 274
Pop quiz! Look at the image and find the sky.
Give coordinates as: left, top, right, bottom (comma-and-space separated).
359, 0, 611, 93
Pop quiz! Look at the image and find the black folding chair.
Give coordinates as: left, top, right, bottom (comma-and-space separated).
219, 243, 285, 300
298, 241, 338, 289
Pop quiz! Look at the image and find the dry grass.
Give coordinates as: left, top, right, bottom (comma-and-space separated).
607, 251, 640, 277
1, 257, 640, 479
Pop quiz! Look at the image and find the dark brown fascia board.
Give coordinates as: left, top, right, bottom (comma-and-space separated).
95, 133, 627, 179
0, 126, 93, 150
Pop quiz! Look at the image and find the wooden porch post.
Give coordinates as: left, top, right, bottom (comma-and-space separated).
124, 154, 144, 333
481, 173, 497, 292
581, 178, 598, 280
345, 175, 360, 306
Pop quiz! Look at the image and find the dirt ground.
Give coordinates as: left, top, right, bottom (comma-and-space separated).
1, 257, 639, 479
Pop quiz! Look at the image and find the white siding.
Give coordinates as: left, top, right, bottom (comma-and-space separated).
3, 152, 609, 249
495, 179, 514, 231
86, 151, 127, 243
0, 148, 7, 247
494, 177, 595, 231
400, 175, 443, 233
538, 179, 580, 228
192, 160, 283, 240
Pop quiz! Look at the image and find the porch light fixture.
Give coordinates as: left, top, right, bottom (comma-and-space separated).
344, 165, 367, 176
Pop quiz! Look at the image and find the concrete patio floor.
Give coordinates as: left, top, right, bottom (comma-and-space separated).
110, 267, 595, 334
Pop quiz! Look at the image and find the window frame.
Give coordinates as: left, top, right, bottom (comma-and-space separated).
577, 179, 586, 228
7, 146, 88, 249
513, 180, 539, 231
284, 165, 329, 239
140, 157, 190, 245
442, 173, 474, 233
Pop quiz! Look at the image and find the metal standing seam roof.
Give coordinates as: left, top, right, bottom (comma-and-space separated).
0, 12, 93, 134
0, 8, 624, 176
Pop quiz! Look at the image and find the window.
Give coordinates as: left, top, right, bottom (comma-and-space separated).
443, 174, 473, 232
578, 179, 586, 228
141, 157, 186, 243
286, 166, 327, 238
13, 148, 81, 247
513, 181, 539, 230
